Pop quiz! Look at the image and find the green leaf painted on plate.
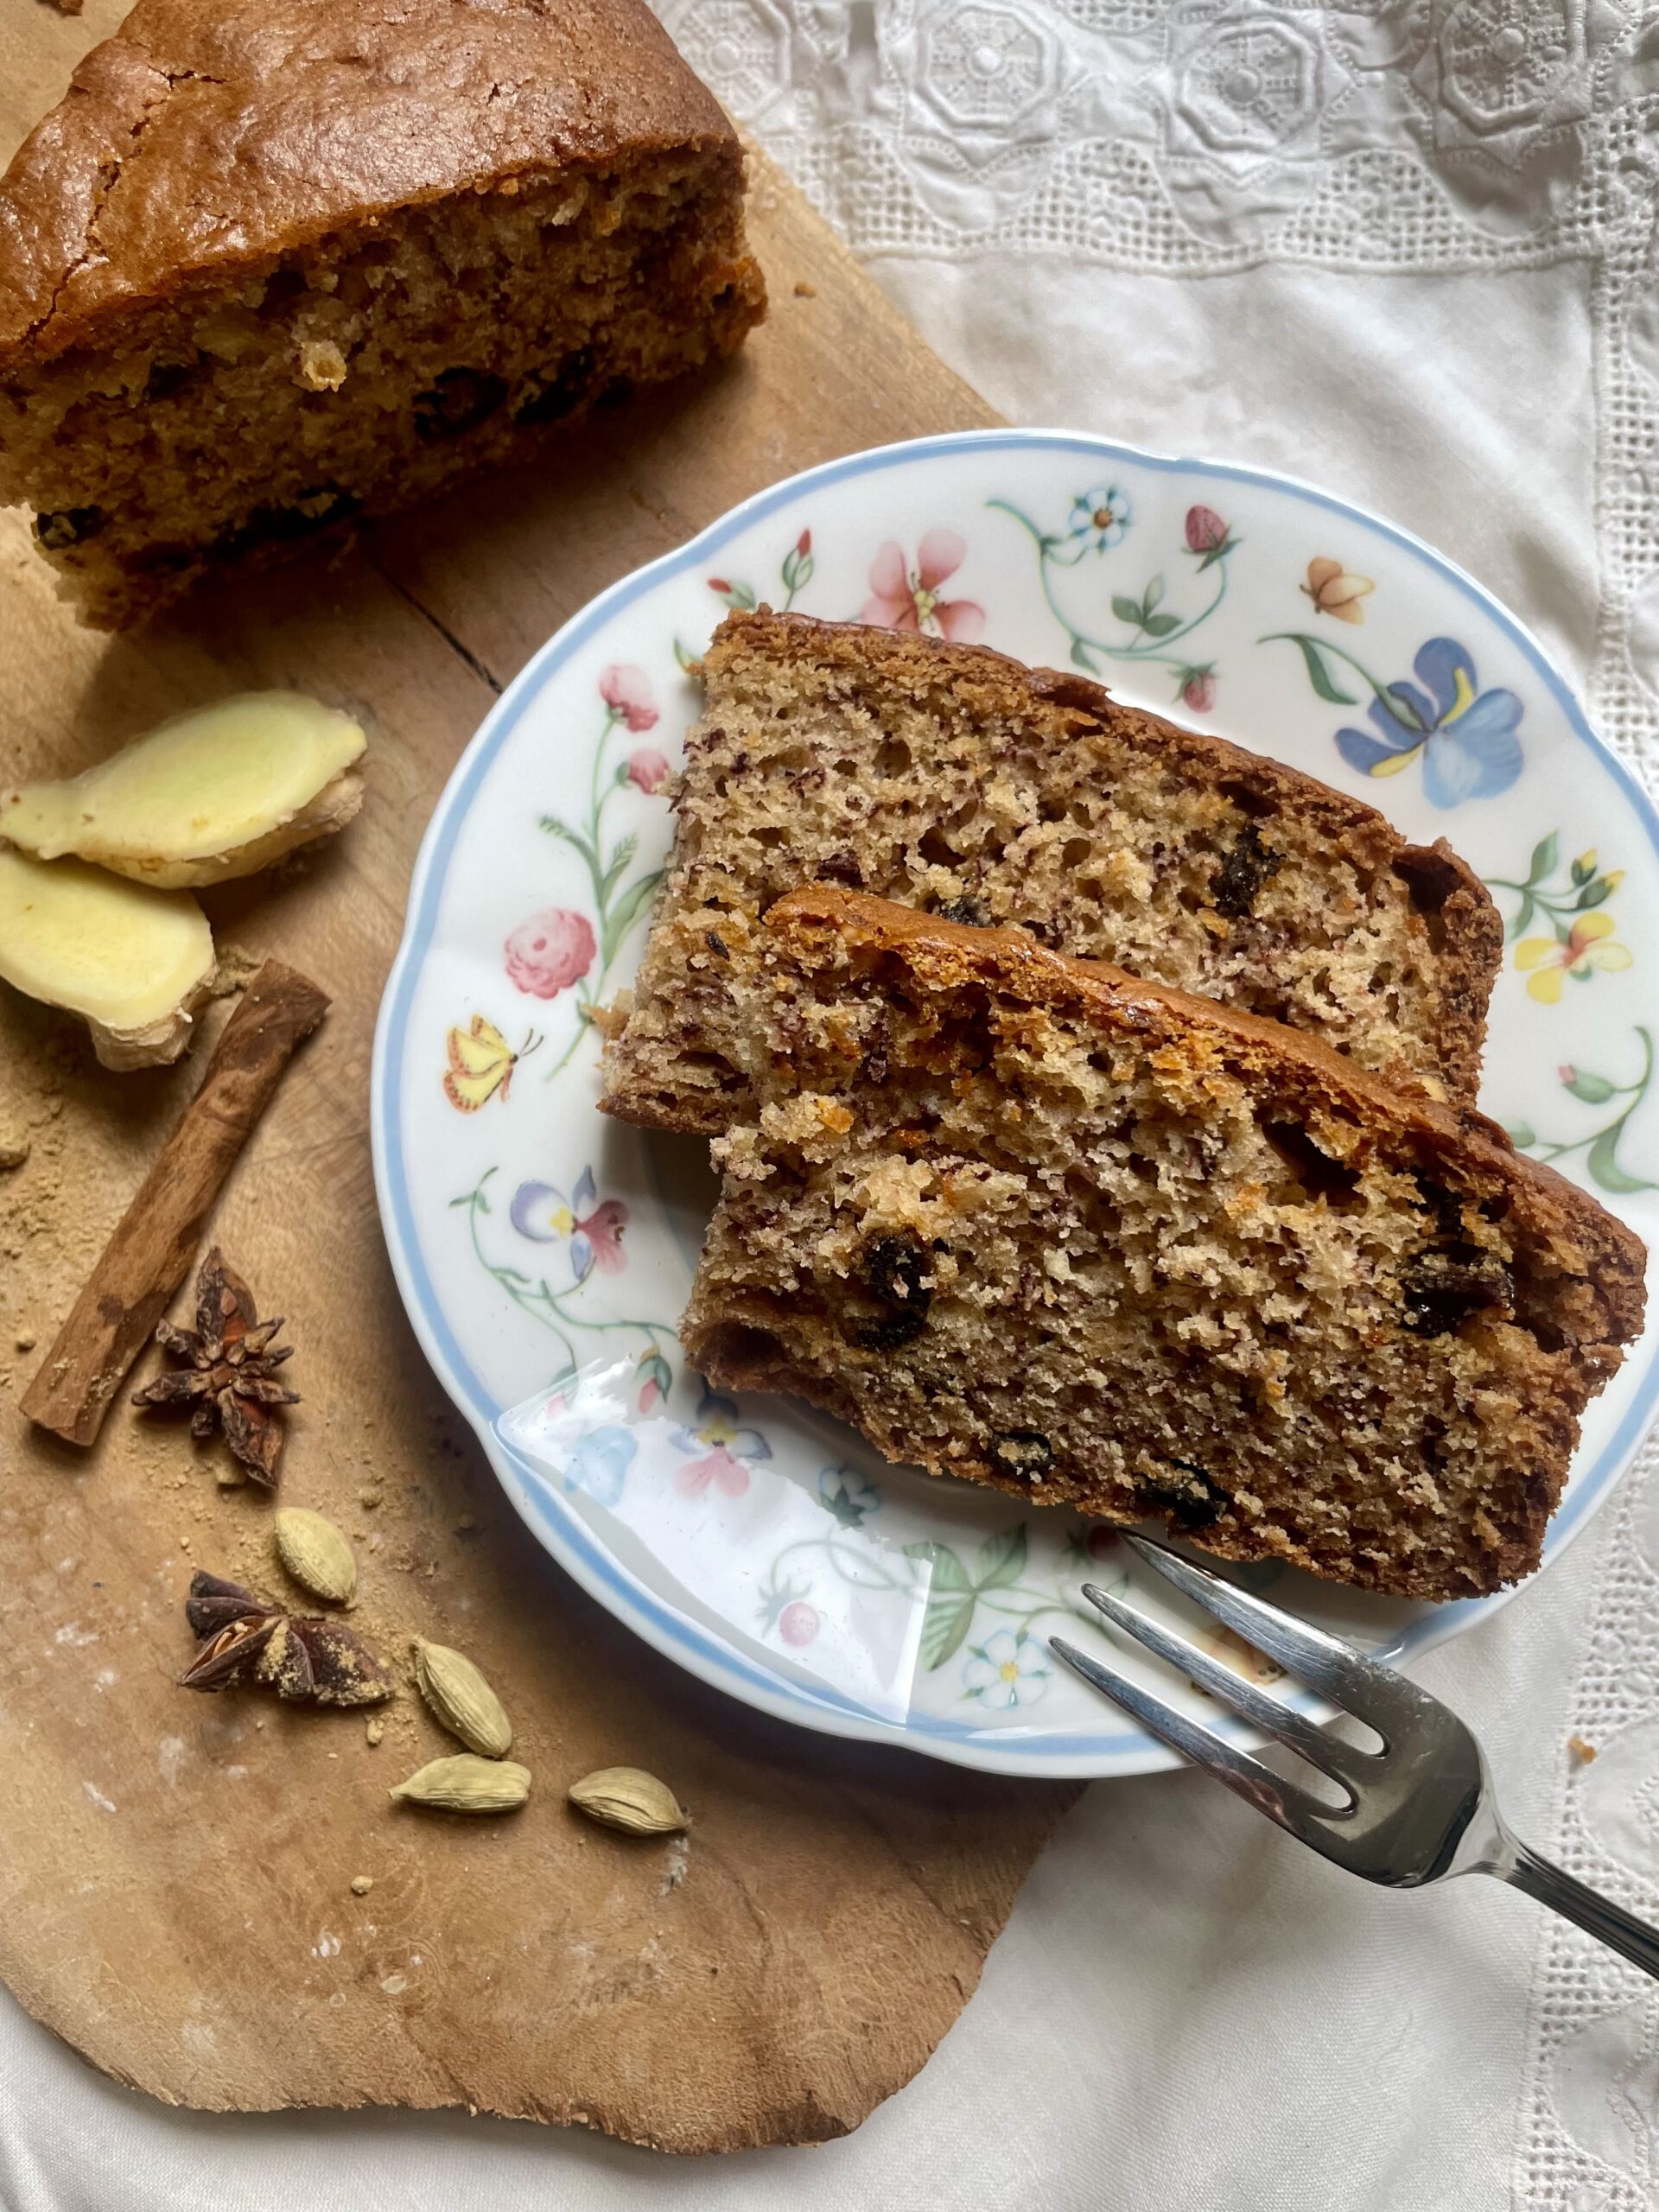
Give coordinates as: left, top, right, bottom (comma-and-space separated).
601, 869, 664, 966
1144, 574, 1164, 612
1142, 612, 1181, 639
597, 834, 638, 902
1586, 1126, 1655, 1194
1563, 1069, 1616, 1104
904, 1541, 977, 1669
1503, 1120, 1536, 1149
974, 1522, 1028, 1592
1112, 594, 1144, 627
1528, 832, 1560, 886
1286, 633, 1359, 706
820, 1486, 866, 1531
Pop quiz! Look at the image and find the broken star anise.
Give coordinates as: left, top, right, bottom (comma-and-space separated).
133, 1248, 298, 1484
181, 1571, 392, 1708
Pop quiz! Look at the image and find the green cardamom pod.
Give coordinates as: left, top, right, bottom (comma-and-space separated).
413, 1637, 512, 1758
568, 1765, 687, 1836
389, 1755, 531, 1814
273, 1507, 356, 1606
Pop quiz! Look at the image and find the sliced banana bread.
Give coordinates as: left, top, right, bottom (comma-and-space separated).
0, 0, 765, 626
681, 887, 1645, 1601
601, 613, 1503, 1132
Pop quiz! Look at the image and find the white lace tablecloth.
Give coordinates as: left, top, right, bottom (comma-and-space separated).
5, 5, 1659, 2206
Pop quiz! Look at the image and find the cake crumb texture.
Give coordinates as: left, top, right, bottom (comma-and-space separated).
682, 887, 1645, 1602
0, 0, 766, 624
601, 612, 1502, 1133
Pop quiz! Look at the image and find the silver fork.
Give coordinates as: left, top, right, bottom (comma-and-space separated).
1051, 1531, 1659, 1977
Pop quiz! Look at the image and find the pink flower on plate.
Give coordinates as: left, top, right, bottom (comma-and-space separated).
509, 1167, 627, 1280
779, 1601, 821, 1648
1181, 669, 1217, 715
625, 746, 671, 794
1184, 503, 1239, 572
505, 906, 595, 999
599, 664, 658, 733
576, 1196, 628, 1274
1185, 504, 1228, 554
670, 1389, 772, 1499
861, 531, 986, 643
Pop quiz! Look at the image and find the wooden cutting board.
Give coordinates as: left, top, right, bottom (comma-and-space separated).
0, 3, 1077, 2155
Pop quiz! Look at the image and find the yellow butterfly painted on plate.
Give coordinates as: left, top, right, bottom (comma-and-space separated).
442, 1015, 543, 1112
1300, 555, 1375, 626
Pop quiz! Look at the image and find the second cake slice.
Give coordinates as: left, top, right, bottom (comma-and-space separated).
601, 612, 1503, 1132
681, 888, 1645, 1602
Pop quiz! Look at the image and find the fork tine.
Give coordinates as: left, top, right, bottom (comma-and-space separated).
1051, 1637, 1344, 1839
1077, 1581, 1365, 1786
1119, 1532, 1423, 1735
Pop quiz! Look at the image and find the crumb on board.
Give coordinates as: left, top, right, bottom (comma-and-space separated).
351, 1874, 373, 1895
793, 278, 817, 297
1567, 1734, 1598, 1765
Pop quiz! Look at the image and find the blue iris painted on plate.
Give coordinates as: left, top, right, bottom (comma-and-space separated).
1335, 637, 1523, 808
563, 1424, 637, 1507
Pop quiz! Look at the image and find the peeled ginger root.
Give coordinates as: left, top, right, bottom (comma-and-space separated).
0, 692, 366, 888
0, 849, 216, 1068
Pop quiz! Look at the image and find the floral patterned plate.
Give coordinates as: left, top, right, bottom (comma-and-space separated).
372, 429, 1659, 1780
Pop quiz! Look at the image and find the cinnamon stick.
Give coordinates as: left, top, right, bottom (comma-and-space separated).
22, 960, 329, 1447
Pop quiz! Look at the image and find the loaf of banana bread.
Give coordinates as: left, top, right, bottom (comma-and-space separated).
0, 0, 765, 625
680, 887, 1645, 1601
600, 612, 1502, 1132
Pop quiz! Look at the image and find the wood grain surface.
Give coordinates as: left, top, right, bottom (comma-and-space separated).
0, 3, 1079, 2154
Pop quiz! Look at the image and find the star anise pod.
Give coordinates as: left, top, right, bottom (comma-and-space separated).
133, 1248, 298, 1484
180, 1572, 391, 1707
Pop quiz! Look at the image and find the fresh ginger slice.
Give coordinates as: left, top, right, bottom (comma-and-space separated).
0, 849, 216, 1068
0, 693, 366, 888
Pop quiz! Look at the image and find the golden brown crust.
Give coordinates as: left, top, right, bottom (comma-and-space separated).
766, 885, 1649, 1349
0, 0, 742, 367
733, 613, 1503, 1103
676, 886, 1648, 1599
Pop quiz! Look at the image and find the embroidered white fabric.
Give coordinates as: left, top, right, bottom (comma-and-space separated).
3, 6, 1659, 2209
654, 5, 1659, 2206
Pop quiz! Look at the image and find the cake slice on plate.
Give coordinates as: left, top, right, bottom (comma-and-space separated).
0, 0, 765, 626
600, 612, 1503, 1128
680, 887, 1645, 1602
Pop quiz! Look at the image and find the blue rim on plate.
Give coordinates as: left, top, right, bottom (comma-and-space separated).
372, 429, 1659, 1779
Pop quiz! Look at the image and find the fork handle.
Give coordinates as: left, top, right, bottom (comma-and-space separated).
1497, 1843, 1659, 1980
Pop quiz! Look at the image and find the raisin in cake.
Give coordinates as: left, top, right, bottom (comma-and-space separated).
601, 613, 1503, 1130
680, 887, 1645, 1601
0, 0, 765, 626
